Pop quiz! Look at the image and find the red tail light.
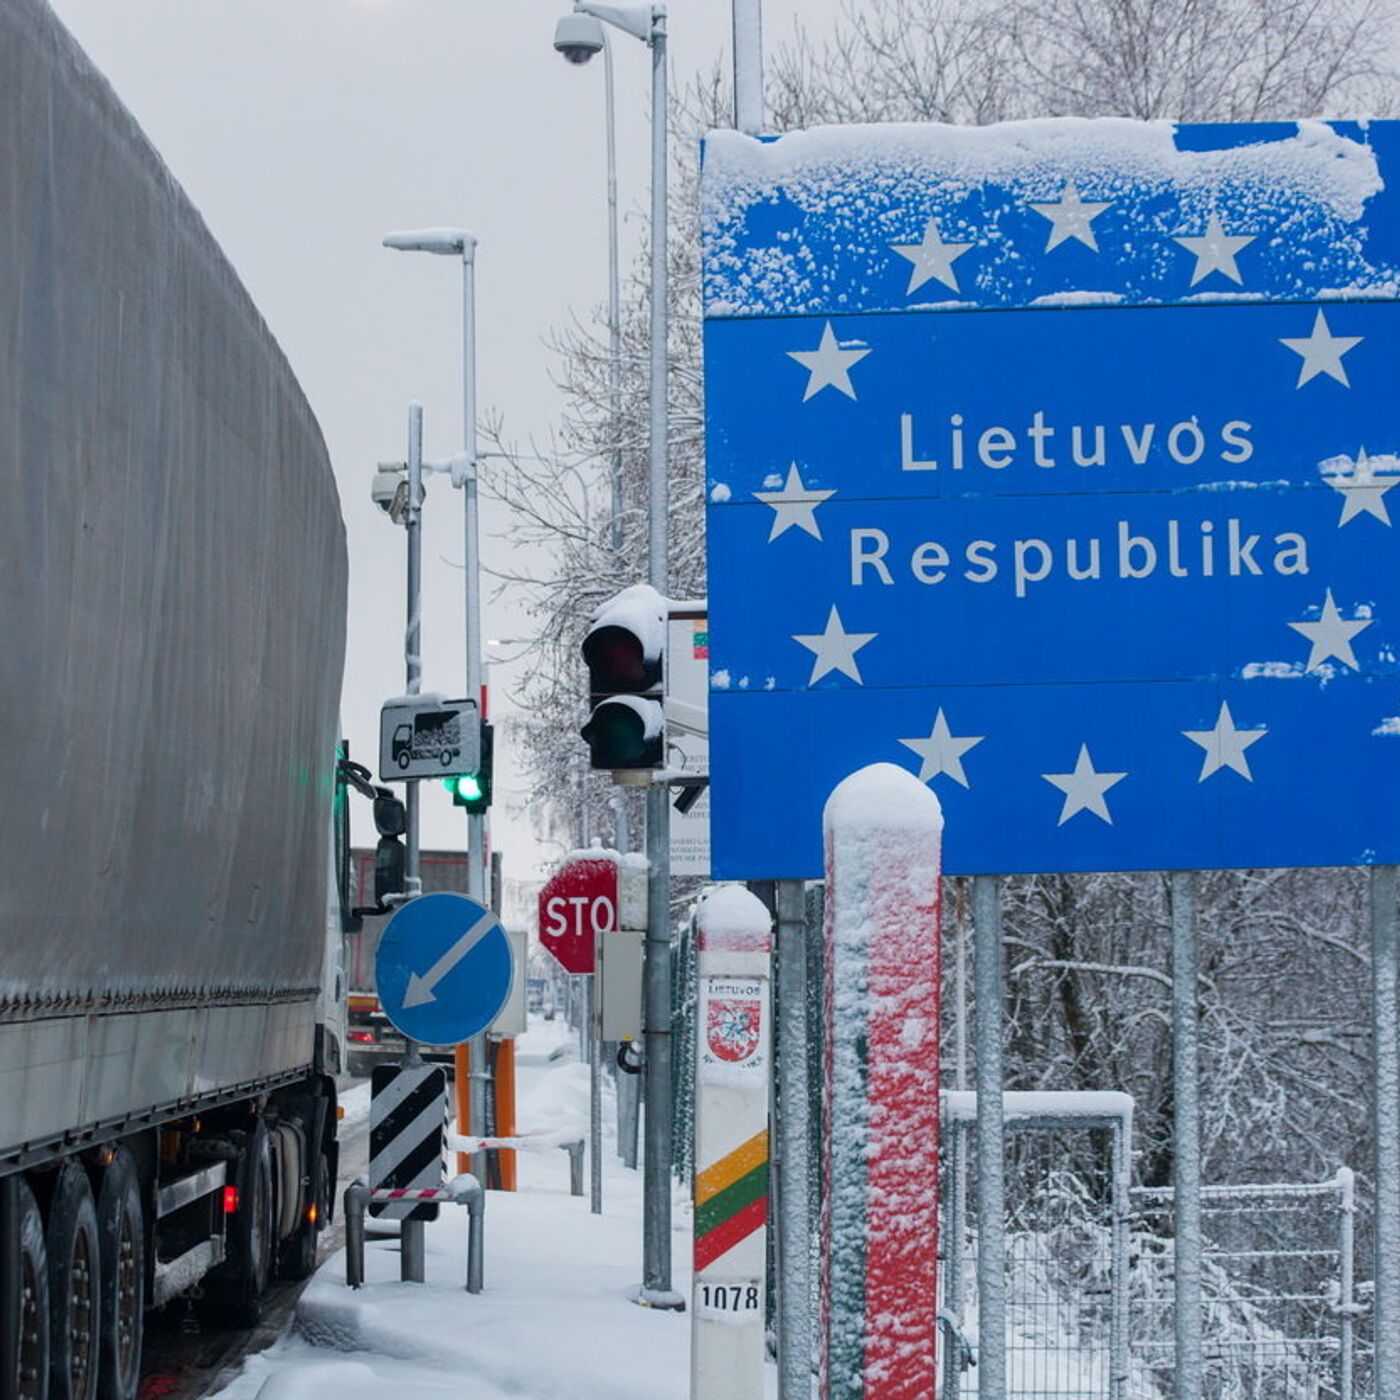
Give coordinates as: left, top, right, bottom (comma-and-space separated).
349, 1030, 375, 1044
223, 1185, 239, 1214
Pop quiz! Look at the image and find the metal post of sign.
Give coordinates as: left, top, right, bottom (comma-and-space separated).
640, 3, 675, 1310
774, 878, 812, 1400
404, 403, 424, 896
973, 873, 1006, 1400
399, 1040, 427, 1284
731, 0, 763, 136
642, 787, 678, 1304
944, 881, 970, 1398
1372, 864, 1400, 1398
458, 237, 492, 1191
1171, 870, 1202, 1400
588, 970, 603, 1215
398, 407, 429, 1280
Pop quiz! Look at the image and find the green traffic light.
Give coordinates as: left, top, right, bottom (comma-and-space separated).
443, 772, 485, 806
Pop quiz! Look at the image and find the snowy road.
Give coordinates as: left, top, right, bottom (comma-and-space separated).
202, 1019, 780, 1400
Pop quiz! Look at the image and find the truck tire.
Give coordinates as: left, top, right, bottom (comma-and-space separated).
8, 1177, 49, 1400
278, 1149, 329, 1282
201, 1122, 273, 1329
46, 1161, 100, 1400
94, 1150, 143, 1400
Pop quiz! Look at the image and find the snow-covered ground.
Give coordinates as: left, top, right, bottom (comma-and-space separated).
213, 1017, 778, 1400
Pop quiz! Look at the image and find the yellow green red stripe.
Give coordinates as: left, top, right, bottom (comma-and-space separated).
695, 1129, 768, 1206
694, 1130, 770, 1271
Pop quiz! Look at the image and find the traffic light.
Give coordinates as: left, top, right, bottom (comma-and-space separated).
581, 585, 666, 772
444, 719, 493, 813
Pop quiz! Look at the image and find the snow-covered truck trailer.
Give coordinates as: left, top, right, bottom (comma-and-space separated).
0, 2, 350, 1397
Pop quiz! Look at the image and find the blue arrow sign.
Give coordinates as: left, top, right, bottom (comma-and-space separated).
701, 119, 1400, 879
375, 893, 512, 1046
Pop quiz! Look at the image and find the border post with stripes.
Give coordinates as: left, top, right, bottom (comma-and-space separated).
370, 1063, 449, 1226
822, 763, 943, 1398
690, 885, 774, 1400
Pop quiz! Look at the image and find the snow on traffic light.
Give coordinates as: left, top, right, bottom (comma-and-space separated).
581, 584, 666, 773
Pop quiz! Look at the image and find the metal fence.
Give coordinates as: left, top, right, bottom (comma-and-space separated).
1129, 1173, 1359, 1400
937, 1101, 1360, 1400
939, 1093, 1131, 1399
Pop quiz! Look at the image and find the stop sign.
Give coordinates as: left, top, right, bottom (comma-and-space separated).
538, 857, 617, 975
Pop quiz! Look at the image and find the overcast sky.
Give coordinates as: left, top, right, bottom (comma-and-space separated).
45, 0, 843, 892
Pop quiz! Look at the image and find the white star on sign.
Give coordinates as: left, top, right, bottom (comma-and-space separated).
753, 463, 836, 542
1183, 702, 1267, 782
1042, 744, 1127, 825
786, 321, 871, 402
1029, 181, 1112, 252
792, 606, 876, 685
899, 708, 985, 788
1280, 310, 1363, 388
890, 217, 973, 294
1326, 448, 1400, 527
1174, 214, 1254, 286
1288, 588, 1372, 671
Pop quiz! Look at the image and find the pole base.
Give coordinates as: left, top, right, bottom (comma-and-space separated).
632, 1285, 686, 1312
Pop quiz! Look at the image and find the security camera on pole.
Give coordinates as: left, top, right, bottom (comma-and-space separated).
552, 0, 677, 1310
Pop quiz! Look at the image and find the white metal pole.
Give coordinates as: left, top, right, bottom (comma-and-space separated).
973, 873, 1006, 1400
401, 401, 427, 1278
731, 0, 763, 135
1171, 870, 1203, 1400
588, 972, 603, 1214
1372, 864, 1400, 1398
405, 402, 424, 896
459, 239, 491, 1186
603, 27, 630, 860
640, 5, 678, 1307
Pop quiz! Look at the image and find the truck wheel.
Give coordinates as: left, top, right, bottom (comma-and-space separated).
278, 1150, 329, 1282
201, 1122, 273, 1329
95, 1149, 143, 1400
7, 1177, 49, 1400
47, 1161, 101, 1400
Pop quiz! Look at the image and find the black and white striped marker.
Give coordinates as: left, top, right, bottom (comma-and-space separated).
369, 1064, 448, 1221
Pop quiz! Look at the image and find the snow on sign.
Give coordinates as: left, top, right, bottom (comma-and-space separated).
700, 119, 1400, 878
538, 856, 617, 976
379, 695, 480, 783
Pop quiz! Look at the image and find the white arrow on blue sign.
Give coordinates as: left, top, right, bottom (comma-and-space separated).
700, 119, 1400, 878
375, 892, 512, 1046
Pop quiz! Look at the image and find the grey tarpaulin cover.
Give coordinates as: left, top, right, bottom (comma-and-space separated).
0, 0, 348, 1016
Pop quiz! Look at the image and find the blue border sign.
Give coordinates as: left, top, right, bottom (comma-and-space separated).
375, 893, 512, 1046
700, 119, 1400, 878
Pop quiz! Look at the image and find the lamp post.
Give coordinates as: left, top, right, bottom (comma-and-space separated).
382, 226, 491, 1184
553, 1, 677, 1307
553, 9, 630, 859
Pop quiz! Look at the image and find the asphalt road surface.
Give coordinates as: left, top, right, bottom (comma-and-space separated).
137, 1082, 370, 1400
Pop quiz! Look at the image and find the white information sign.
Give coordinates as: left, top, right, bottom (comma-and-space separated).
668, 618, 710, 877
378, 695, 480, 782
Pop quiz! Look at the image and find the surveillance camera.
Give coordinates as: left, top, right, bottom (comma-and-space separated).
554, 14, 605, 64
371, 462, 409, 522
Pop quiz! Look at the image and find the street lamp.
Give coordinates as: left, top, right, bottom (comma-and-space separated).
554, 8, 630, 863
382, 224, 491, 1184
553, 0, 677, 1310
